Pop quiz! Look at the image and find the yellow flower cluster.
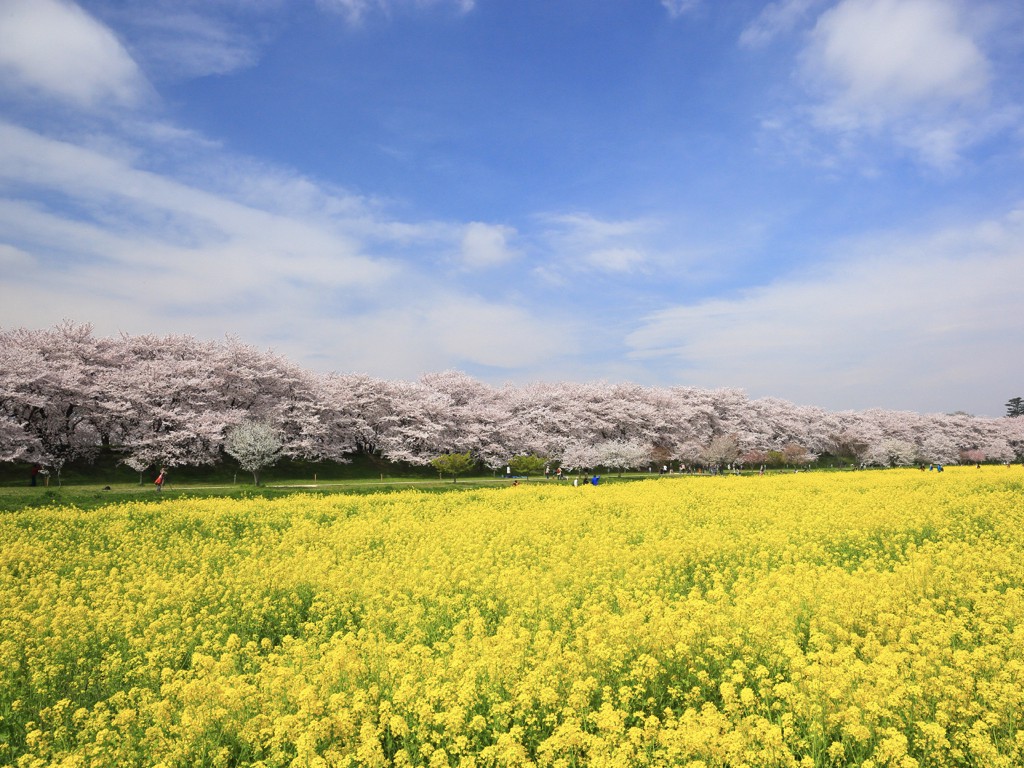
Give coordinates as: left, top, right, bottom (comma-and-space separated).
2, 467, 1023, 767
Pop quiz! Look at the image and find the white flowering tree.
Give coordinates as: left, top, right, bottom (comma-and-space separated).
701, 434, 741, 469
0, 323, 106, 484
866, 438, 918, 468
916, 433, 957, 465
592, 439, 651, 477
558, 440, 602, 476
224, 421, 283, 486
108, 333, 230, 475
980, 437, 1015, 463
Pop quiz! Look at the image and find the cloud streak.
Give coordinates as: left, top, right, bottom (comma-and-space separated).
110, 6, 263, 80
315, 0, 475, 25
661, 0, 702, 19
536, 213, 658, 277
740, 0, 828, 47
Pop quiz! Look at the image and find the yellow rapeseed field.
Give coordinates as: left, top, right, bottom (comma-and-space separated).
2, 468, 1023, 767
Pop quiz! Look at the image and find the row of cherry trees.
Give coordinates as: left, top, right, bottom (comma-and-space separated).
2, 323, 1022, 480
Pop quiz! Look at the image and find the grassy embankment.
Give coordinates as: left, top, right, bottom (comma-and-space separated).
0, 450, 665, 513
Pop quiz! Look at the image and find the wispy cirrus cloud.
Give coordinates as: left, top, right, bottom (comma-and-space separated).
105, 6, 264, 80
536, 213, 657, 276
661, 0, 702, 19
740, 0, 827, 47
315, 0, 474, 25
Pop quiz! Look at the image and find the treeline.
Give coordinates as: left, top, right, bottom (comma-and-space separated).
2, 322, 1022, 481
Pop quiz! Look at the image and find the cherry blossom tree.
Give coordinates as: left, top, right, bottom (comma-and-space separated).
375, 379, 448, 466
960, 448, 986, 464
918, 433, 960, 465
0, 337, 45, 463
109, 333, 229, 474
999, 416, 1024, 459
739, 449, 768, 468
980, 438, 1014, 463
781, 442, 815, 468
314, 372, 403, 468
866, 438, 917, 468
592, 438, 651, 476
420, 371, 507, 468
0, 323, 107, 483
211, 338, 330, 460
828, 424, 877, 465
701, 434, 741, 469
502, 381, 589, 460
665, 387, 721, 450
559, 440, 602, 475
378, 372, 507, 468
0, 415, 35, 463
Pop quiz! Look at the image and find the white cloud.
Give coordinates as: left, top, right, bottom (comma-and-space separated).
0, 121, 395, 303
0, 0, 149, 108
805, 0, 989, 123
585, 248, 646, 273
0, 243, 36, 272
661, 0, 701, 19
740, 0, 827, 47
538, 213, 655, 275
316, 0, 474, 25
794, 0, 1002, 168
748, 0, 1023, 172
281, 291, 564, 379
544, 213, 654, 243
626, 207, 1024, 414
459, 222, 519, 269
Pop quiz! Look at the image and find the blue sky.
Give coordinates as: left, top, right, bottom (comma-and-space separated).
1, 0, 1022, 416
